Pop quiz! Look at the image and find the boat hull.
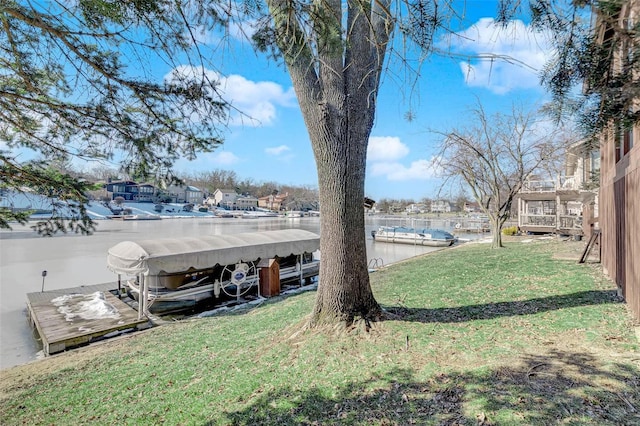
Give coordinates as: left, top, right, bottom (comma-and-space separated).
109, 214, 161, 221
372, 234, 454, 247
371, 226, 456, 247
126, 258, 320, 314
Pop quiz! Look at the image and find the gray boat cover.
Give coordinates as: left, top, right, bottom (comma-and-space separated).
106, 229, 320, 276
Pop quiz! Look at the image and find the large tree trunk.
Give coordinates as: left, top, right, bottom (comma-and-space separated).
310, 123, 382, 326
490, 215, 507, 248
491, 218, 503, 248
265, 0, 392, 327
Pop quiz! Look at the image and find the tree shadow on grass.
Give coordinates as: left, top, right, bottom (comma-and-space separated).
213, 349, 639, 425
382, 290, 623, 324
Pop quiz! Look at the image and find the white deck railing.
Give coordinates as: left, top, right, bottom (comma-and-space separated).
520, 214, 582, 229
521, 177, 579, 193
520, 214, 556, 227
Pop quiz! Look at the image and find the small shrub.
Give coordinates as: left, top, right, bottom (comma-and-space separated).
502, 226, 518, 236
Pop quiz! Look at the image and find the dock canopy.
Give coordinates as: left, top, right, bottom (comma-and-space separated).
107, 229, 320, 276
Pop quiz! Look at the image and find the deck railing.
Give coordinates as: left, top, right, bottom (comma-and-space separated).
520, 214, 582, 229
558, 215, 582, 229
520, 177, 580, 193
520, 214, 556, 227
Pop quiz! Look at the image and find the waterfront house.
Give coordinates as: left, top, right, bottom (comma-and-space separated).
105, 180, 138, 201
208, 189, 238, 209
134, 183, 156, 203
235, 195, 259, 210
516, 140, 599, 237
405, 203, 427, 214
104, 180, 157, 202
203, 195, 218, 208
430, 200, 451, 213
258, 192, 288, 211
166, 185, 203, 204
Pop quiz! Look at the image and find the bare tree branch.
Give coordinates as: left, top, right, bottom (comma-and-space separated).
434, 100, 567, 248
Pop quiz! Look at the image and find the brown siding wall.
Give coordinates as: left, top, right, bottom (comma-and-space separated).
600, 128, 640, 320
597, 0, 640, 320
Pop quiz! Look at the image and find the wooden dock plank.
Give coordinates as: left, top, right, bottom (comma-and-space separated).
27, 283, 149, 355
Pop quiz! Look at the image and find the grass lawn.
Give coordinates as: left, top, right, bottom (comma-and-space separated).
1, 237, 638, 425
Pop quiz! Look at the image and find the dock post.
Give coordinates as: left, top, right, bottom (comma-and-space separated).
139, 274, 146, 320
41, 270, 47, 292
298, 254, 303, 287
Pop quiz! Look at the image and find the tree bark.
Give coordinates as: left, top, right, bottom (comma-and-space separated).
309, 113, 383, 326
265, 0, 391, 326
490, 216, 507, 249
491, 218, 503, 248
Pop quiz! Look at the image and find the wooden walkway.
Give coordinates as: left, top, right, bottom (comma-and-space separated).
26, 283, 151, 356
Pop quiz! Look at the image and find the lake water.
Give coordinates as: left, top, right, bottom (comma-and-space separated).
0, 215, 478, 369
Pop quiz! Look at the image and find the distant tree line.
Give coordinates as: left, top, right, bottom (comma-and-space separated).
375, 189, 471, 214
182, 170, 319, 202
43, 162, 319, 205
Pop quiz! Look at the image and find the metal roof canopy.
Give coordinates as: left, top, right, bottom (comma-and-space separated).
107, 229, 320, 276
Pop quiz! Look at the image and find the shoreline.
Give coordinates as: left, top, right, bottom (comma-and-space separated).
1, 216, 461, 370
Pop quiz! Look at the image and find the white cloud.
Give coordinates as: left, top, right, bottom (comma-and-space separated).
189, 25, 220, 45
165, 65, 296, 127
442, 18, 554, 94
370, 157, 442, 181
173, 149, 240, 173
367, 136, 410, 162
265, 145, 291, 156
367, 136, 441, 181
221, 74, 297, 125
229, 20, 257, 42
208, 151, 240, 166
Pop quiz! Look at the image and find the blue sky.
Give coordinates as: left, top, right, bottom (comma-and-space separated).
164, 3, 557, 201
8, 2, 558, 202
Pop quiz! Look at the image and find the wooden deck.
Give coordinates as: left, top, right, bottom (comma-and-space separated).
26, 283, 151, 356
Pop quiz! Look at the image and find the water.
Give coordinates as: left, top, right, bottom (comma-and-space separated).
0, 216, 475, 369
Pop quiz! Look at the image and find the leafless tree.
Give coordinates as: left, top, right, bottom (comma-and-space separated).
436, 102, 565, 248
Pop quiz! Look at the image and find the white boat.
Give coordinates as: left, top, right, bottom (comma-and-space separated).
241, 209, 279, 219
106, 229, 320, 314
110, 214, 162, 221
285, 210, 304, 218
212, 208, 234, 218
371, 226, 456, 247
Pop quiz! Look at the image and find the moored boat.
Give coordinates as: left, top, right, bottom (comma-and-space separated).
285, 210, 304, 218
241, 209, 279, 218
371, 226, 456, 247
106, 229, 320, 314
213, 208, 234, 218
109, 214, 162, 220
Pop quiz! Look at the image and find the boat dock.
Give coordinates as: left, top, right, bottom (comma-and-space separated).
26, 283, 151, 356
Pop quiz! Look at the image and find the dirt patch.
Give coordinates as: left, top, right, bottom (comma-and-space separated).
499, 234, 600, 263
550, 238, 600, 262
